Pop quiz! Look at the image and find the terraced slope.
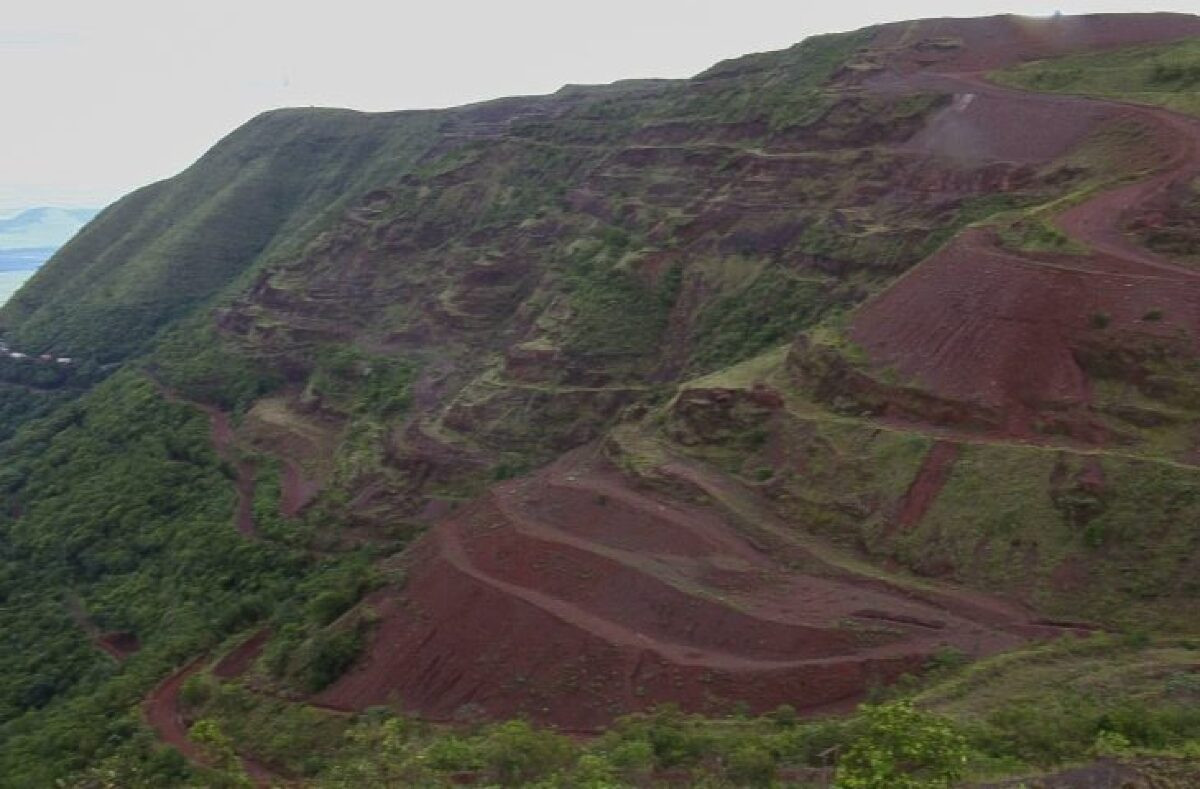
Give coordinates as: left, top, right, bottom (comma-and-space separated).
316, 449, 1078, 728
841, 70, 1200, 444
309, 14, 1200, 730
4, 12, 1200, 786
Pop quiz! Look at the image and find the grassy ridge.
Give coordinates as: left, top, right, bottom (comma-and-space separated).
0, 109, 442, 362
993, 39, 1200, 116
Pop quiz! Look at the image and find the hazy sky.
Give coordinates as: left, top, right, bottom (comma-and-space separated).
2, 1, 1195, 211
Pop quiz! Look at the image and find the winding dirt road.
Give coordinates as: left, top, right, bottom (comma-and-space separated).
947, 70, 1200, 278
851, 61, 1200, 441
201, 404, 259, 538
144, 657, 280, 786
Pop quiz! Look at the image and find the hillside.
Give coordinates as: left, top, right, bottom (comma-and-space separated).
2, 12, 1200, 787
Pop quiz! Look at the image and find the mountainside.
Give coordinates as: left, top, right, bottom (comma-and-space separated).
3, 12, 1200, 787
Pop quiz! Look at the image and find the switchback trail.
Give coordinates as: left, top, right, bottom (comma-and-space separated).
144, 657, 281, 786
946, 69, 1200, 278
849, 62, 1200, 442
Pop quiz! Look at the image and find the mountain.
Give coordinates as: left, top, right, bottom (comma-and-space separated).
0, 207, 98, 265
3, 12, 1200, 787
0, 208, 99, 310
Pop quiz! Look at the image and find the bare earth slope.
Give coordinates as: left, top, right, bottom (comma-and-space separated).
6, 12, 1200, 787
312, 13, 1200, 731
315, 448, 1072, 730
849, 23, 1200, 442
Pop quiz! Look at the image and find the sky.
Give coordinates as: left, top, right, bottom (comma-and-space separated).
2, 0, 1196, 212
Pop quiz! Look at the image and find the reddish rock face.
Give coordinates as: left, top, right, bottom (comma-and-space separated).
142, 11, 1200, 738
314, 450, 1058, 729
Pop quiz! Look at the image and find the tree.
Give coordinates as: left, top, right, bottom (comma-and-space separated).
835, 701, 968, 789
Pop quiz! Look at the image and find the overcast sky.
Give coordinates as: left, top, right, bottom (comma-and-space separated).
2, 0, 1195, 212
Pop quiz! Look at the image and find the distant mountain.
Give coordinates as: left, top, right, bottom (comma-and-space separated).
0, 247, 57, 272
0, 207, 98, 258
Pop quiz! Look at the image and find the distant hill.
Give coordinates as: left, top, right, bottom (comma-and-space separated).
0, 247, 57, 272
0, 207, 98, 253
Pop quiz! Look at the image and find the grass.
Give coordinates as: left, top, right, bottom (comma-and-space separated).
993, 39, 1200, 117
6, 19, 1200, 786
901, 442, 1200, 631
94, 625, 1200, 787
659, 336, 1200, 633
690, 264, 832, 373
0, 109, 442, 362
921, 635, 1200, 774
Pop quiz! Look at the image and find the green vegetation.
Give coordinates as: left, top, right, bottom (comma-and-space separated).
1136, 179, 1200, 263
0, 109, 442, 362
262, 556, 379, 693
993, 39, 1200, 116
149, 322, 281, 412
0, 373, 377, 784
303, 345, 415, 418
997, 214, 1088, 254
691, 265, 832, 372
690, 28, 877, 130
836, 701, 967, 788
72, 634, 1200, 787
562, 237, 677, 356
899, 443, 1200, 630
2, 15, 1200, 788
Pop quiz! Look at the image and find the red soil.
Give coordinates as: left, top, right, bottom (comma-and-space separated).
144, 658, 279, 786
896, 441, 960, 531
213, 628, 271, 680
66, 594, 141, 661
95, 631, 141, 661
203, 406, 259, 538
279, 460, 319, 518
314, 449, 1071, 730
902, 79, 1115, 165
850, 60, 1200, 441
871, 14, 1200, 74
144, 659, 212, 767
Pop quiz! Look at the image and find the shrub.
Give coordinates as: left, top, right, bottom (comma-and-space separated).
179, 674, 214, 710
726, 742, 777, 786
479, 720, 576, 786
835, 701, 967, 788
300, 626, 365, 692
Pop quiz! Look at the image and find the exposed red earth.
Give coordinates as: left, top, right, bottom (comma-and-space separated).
94, 631, 141, 661
144, 660, 212, 768
314, 448, 1081, 730
213, 628, 272, 680
297, 15, 1200, 732
849, 22, 1200, 443
279, 460, 319, 518
130, 12, 1200, 757
145, 656, 280, 786
66, 595, 141, 661
895, 441, 961, 532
